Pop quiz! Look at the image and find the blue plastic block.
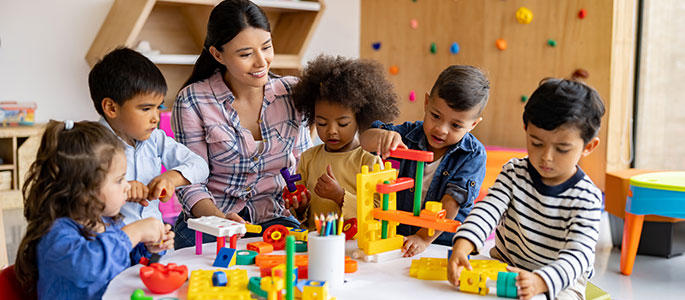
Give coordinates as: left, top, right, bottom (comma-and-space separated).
212, 271, 227, 287
213, 247, 236, 268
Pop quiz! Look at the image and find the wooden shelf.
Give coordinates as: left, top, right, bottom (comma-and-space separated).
0, 165, 14, 171
156, 0, 321, 11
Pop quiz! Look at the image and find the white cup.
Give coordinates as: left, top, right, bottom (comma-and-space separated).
307, 232, 345, 288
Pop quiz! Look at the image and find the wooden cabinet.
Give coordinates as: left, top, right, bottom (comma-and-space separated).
0, 125, 43, 209
86, 0, 325, 106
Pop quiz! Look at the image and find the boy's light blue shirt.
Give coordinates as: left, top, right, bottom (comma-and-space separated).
99, 117, 209, 224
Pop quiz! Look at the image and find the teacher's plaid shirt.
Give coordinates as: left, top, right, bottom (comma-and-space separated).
172, 71, 312, 224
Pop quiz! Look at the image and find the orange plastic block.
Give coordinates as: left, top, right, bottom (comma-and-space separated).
247, 241, 274, 254
372, 208, 461, 232
376, 177, 414, 194
344, 257, 358, 273
389, 148, 434, 162
409, 258, 447, 280
255, 254, 309, 267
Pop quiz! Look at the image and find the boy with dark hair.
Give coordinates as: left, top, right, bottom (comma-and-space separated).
89, 47, 209, 224
360, 65, 490, 255
448, 78, 605, 300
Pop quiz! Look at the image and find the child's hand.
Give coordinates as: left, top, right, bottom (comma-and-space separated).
122, 217, 167, 245
127, 180, 150, 206
402, 234, 429, 257
225, 212, 246, 224
314, 165, 345, 206
377, 130, 406, 159
147, 173, 176, 202
447, 238, 475, 286
506, 266, 548, 300
145, 224, 175, 253
285, 189, 311, 214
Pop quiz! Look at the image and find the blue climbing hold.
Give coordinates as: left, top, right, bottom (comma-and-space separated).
372, 42, 381, 51
450, 42, 460, 54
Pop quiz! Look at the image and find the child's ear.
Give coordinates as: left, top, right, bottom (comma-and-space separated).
424, 92, 430, 109
209, 46, 225, 65
102, 97, 119, 119
581, 137, 600, 157
468, 117, 483, 132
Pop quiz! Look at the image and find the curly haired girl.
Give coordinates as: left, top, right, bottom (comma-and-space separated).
14, 120, 174, 299
289, 55, 399, 230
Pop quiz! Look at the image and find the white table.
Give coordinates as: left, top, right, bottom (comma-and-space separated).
104, 237, 542, 299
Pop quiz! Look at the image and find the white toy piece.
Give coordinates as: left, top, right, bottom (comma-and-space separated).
352, 249, 403, 263
188, 216, 247, 255
188, 216, 247, 237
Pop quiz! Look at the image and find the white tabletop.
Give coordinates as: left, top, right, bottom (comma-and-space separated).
104, 237, 543, 300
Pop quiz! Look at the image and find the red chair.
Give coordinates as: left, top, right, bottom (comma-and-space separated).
0, 265, 33, 300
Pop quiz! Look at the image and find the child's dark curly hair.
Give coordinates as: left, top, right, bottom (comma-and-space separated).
293, 55, 399, 130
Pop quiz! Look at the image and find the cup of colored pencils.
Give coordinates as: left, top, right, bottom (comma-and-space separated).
308, 212, 345, 288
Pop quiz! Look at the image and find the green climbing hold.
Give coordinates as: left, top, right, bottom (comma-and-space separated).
430, 42, 437, 54
521, 95, 528, 103
547, 39, 557, 47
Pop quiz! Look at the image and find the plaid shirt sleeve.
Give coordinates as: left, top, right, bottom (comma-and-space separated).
172, 84, 215, 213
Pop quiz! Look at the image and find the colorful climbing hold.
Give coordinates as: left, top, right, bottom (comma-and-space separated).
521, 95, 528, 103
450, 42, 460, 54
430, 42, 437, 54
547, 39, 557, 47
516, 7, 533, 24
372, 42, 381, 51
409, 90, 416, 102
572, 68, 589, 80
389, 65, 399, 75
410, 19, 418, 29
578, 9, 587, 19
495, 39, 507, 51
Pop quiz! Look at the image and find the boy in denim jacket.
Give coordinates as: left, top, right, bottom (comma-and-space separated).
360, 65, 489, 256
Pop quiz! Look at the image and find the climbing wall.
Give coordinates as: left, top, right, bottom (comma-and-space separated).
361, 0, 635, 188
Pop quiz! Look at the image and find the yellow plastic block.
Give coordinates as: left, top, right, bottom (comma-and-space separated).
470, 259, 507, 281
356, 163, 398, 255
261, 276, 285, 300
245, 224, 262, 233
425, 201, 442, 212
366, 236, 403, 255
187, 269, 251, 300
459, 270, 481, 294
302, 281, 336, 300
288, 227, 309, 241
409, 258, 448, 280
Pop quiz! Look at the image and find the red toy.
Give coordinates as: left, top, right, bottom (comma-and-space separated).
389, 148, 434, 162
139, 263, 188, 294
263, 224, 290, 250
342, 218, 358, 241
282, 184, 307, 205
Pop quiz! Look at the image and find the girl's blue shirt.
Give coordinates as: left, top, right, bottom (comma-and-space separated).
36, 217, 152, 300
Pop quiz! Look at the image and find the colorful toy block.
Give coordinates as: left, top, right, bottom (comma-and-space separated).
352, 249, 403, 263
246, 223, 263, 234
188, 216, 247, 255
280, 167, 302, 193
187, 269, 250, 300
496, 272, 518, 298
236, 250, 258, 265
388, 148, 434, 162
342, 218, 357, 240
131, 288, 152, 300
248, 276, 268, 298
139, 263, 188, 294
372, 207, 461, 233
213, 247, 237, 268
376, 177, 415, 194
213, 271, 227, 286
295, 240, 308, 252
264, 224, 290, 250
247, 241, 274, 254
452, 260, 510, 297
409, 257, 448, 280
459, 270, 481, 294
261, 276, 285, 300
302, 280, 336, 300
288, 227, 309, 241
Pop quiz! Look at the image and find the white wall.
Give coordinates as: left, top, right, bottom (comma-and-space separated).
0, 0, 360, 123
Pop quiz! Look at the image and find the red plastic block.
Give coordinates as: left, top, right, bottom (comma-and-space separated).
376, 177, 414, 194
389, 148, 434, 162
139, 263, 188, 294
342, 218, 358, 241
283, 184, 308, 205
247, 241, 274, 254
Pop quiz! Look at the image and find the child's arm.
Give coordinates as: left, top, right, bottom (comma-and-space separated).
530, 200, 602, 299
402, 193, 460, 257
359, 128, 406, 159
150, 132, 210, 201
447, 238, 476, 286
147, 170, 189, 202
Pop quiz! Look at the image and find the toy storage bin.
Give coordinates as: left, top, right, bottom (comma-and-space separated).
0, 102, 37, 126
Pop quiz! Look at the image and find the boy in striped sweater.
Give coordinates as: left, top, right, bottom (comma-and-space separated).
448, 78, 605, 300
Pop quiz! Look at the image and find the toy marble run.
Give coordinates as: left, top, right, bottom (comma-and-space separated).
353, 148, 462, 261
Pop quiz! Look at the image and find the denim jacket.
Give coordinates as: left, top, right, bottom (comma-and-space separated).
371, 120, 486, 245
